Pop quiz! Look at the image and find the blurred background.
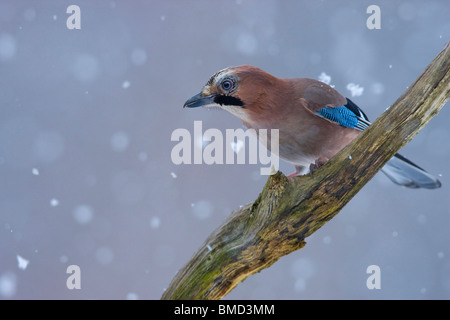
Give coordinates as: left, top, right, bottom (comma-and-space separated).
0, 0, 448, 299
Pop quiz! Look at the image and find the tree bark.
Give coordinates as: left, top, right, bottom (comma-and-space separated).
161, 42, 450, 300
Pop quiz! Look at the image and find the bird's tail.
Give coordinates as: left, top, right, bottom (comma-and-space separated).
381, 153, 441, 189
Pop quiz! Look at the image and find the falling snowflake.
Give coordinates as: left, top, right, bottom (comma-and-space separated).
50, 198, 59, 207
126, 292, 139, 300
17, 255, 29, 270
0, 272, 17, 298
150, 217, 161, 229
230, 140, 244, 154
73, 205, 94, 224
318, 72, 331, 85
110, 131, 129, 152
346, 83, 364, 97
122, 80, 130, 89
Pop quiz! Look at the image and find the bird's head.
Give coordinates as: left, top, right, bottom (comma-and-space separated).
183, 65, 283, 126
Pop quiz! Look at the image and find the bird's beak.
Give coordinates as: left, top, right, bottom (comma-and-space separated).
183, 92, 218, 108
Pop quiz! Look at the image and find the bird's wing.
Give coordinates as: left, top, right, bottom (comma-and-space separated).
315, 98, 371, 131
300, 80, 371, 131
298, 79, 440, 189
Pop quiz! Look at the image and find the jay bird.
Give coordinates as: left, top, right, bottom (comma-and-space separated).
183, 65, 441, 189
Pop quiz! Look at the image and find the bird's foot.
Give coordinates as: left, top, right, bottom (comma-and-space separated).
309, 157, 329, 174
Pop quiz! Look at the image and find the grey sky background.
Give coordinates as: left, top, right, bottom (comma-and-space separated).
0, 0, 449, 299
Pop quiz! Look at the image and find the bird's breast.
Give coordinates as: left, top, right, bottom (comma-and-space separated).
251, 119, 361, 168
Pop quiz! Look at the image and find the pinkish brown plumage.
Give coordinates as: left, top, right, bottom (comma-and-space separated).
183, 65, 441, 189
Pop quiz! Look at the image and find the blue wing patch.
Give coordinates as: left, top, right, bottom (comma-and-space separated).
315, 98, 371, 131
317, 106, 359, 128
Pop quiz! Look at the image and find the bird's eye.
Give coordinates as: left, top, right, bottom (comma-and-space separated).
221, 79, 233, 91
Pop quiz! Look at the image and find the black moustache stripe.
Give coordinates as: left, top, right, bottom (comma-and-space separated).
214, 95, 244, 107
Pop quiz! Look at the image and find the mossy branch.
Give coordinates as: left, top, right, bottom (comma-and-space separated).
161, 43, 449, 300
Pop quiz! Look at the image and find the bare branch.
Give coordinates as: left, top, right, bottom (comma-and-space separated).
161, 42, 449, 300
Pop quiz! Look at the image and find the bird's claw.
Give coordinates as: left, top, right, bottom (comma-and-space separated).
309, 157, 329, 174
